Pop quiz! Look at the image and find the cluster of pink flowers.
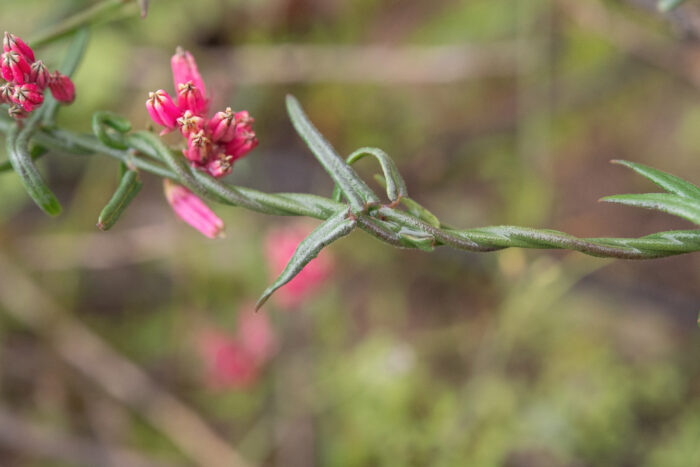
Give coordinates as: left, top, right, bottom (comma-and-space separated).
147, 48, 258, 237
0, 32, 75, 119
264, 223, 335, 309
198, 307, 277, 389
146, 47, 258, 179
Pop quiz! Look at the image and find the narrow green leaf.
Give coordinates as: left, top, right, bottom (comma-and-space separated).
286, 95, 379, 211
613, 160, 700, 199
6, 122, 62, 216
601, 193, 700, 226
332, 147, 407, 203
92, 111, 131, 150
658, 0, 688, 11
0, 145, 47, 173
397, 227, 435, 251
42, 28, 90, 125
97, 168, 142, 231
372, 174, 441, 227
256, 211, 356, 309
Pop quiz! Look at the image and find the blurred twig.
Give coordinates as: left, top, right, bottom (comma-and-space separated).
209, 43, 519, 84
0, 253, 253, 467
0, 405, 177, 467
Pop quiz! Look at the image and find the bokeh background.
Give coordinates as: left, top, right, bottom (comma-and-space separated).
1, 0, 700, 465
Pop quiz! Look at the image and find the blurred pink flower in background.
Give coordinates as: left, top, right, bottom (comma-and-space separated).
264, 223, 335, 309
197, 305, 276, 389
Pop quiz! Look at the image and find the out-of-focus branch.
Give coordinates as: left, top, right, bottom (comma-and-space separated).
559, 0, 700, 88
0, 406, 177, 467
203, 43, 519, 84
0, 253, 253, 467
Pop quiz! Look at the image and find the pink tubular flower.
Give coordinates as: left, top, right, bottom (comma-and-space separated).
236, 307, 277, 366
48, 71, 75, 103
264, 223, 335, 309
163, 179, 224, 239
0, 32, 75, 119
146, 48, 259, 236
146, 90, 179, 129
1, 50, 30, 84
3, 32, 34, 63
171, 47, 207, 101
12, 83, 43, 111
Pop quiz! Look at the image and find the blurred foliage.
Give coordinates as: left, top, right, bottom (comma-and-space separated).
1, 0, 700, 466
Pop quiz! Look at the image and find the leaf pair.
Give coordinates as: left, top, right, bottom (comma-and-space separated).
601, 160, 700, 227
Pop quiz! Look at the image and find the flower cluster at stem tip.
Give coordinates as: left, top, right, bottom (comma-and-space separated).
147, 48, 258, 238
146, 47, 258, 179
0, 32, 75, 119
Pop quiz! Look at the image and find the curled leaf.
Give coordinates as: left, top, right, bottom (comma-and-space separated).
97, 166, 142, 231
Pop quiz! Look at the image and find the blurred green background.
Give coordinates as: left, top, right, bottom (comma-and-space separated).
1, 0, 700, 466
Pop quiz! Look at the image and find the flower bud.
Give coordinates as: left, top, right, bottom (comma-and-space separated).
28, 60, 50, 89
224, 129, 258, 161
164, 180, 224, 238
1, 50, 31, 83
48, 72, 75, 103
205, 153, 234, 178
146, 89, 180, 129
208, 107, 237, 143
177, 81, 207, 115
235, 110, 254, 130
176, 110, 205, 138
12, 83, 43, 112
0, 82, 13, 104
3, 32, 35, 63
7, 104, 26, 119
171, 47, 206, 99
183, 130, 212, 163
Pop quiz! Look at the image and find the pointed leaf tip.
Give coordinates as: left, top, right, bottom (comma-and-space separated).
256, 211, 356, 307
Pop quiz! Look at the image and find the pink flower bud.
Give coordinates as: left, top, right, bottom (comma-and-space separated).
1, 50, 31, 83
205, 153, 234, 178
48, 72, 75, 103
183, 130, 213, 163
171, 47, 206, 100
176, 110, 205, 138
164, 180, 224, 238
146, 89, 180, 129
208, 107, 237, 143
12, 83, 43, 112
28, 60, 50, 89
7, 104, 26, 119
264, 223, 334, 309
177, 81, 207, 115
235, 110, 254, 130
0, 82, 13, 104
3, 32, 35, 63
224, 129, 258, 161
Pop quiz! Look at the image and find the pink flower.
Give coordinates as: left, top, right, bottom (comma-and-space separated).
145, 48, 258, 179
1, 50, 30, 84
3, 32, 34, 63
163, 179, 224, 239
0, 32, 75, 119
197, 306, 276, 390
198, 330, 259, 389
264, 223, 335, 309
12, 83, 43, 112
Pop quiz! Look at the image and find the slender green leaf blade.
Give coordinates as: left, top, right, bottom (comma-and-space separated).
286, 95, 378, 211
6, 123, 62, 216
256, 211, 356, 309
97, 168, 142, 231
613, 160, 700, 199
601, 193, 700, 226
344, 147, 407, 202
